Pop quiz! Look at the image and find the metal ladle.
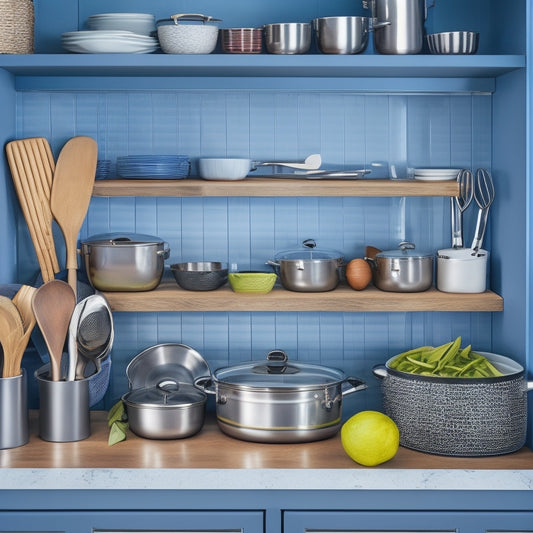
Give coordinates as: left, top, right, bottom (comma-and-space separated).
470, 168, 495, 256
450, 169, 473, 249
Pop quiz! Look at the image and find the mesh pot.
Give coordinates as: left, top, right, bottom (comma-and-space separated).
373, 352, 533, 456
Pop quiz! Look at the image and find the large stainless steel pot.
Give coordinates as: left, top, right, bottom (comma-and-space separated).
367, 241, 433, 292
373, 352, 533, 456
363, 0, 435, 54
267, 239, 344, 292
123, 379, 206, 440
81, 232, 170, 292
195, 350, 367, 443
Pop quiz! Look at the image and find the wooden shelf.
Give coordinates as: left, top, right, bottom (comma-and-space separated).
93, 178, 460, 198
103, 281, 503, 313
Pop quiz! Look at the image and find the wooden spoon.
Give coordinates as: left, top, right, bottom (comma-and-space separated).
32, 280, 76, 381
51, 136, 98, 298
0, 296, 25, 378
8, 285, 38, 378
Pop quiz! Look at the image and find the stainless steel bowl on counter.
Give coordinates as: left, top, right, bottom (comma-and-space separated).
313, 16, 369, 54
264, 23, 311, 54
81, 232, 170, 292
195, 350, 367, 443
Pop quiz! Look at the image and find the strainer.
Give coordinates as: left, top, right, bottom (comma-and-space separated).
75, 294, 114, 379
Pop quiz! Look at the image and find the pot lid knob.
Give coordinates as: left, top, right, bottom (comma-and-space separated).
302, 238, 316, 249
398, 241, 415, 252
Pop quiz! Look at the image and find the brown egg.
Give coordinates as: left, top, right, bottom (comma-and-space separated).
346, 258, 372, 291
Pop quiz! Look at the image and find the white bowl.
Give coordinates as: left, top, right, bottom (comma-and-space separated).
198, 158, 252, 180
157, 24, 218, 54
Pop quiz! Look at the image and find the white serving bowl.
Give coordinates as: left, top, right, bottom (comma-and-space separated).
198, 158, 252, 180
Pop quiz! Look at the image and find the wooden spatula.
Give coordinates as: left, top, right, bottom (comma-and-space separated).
5, 138, 59, 282
50, 136, 98, 298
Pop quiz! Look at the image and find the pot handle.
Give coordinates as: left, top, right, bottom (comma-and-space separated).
193, 375, 216, 395
372, 364, 388, 380
157, 243, 170, 260
341, 376, 367, 397
527, 380, 533, 392
266, 259, 280, 268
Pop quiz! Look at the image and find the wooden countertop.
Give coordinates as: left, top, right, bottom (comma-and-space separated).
2, 411, 532, 470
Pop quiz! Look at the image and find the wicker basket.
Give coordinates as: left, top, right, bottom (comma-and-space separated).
0, 0, 34, 54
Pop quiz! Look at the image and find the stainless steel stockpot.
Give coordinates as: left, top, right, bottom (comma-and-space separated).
122, 379, 206, 440
81, 232, 170, 292
267, 239, 344, 292
367, 241, 433, 292
373, 352, 533, 456
194, 350, 367, 443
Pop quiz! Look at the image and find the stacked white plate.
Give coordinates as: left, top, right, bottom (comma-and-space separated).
62, 30, 159, 54
413, 168, 461, 181
87, 13, 156, 36
116, 155, 190, 179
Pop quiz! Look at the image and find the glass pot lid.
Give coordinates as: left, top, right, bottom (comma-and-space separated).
124, 380, 206, 407
213, 350, 345, 390
82, 232, 164, 246
274, 238, 343, 261
376, 241, 433, 259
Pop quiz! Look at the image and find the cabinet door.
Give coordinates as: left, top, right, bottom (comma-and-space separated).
0, 510, 264, 533
284, 511, 533, 533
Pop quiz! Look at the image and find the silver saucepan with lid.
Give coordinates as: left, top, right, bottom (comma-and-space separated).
366, 241, 433, 292
123, 379, 207, 440
267, 239, 344, 292
81, 232, 170, 292
194, 349, 366, 443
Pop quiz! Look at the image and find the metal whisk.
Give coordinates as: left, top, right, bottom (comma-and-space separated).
470, 168, 495, 255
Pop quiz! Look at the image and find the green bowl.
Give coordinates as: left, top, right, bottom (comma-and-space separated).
228, 271, 277, 294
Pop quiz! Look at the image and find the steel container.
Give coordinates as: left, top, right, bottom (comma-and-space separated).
373, 352, 533, 456
81, 232, 170, 292
264, 23, 311, 54
363, 0, 434, 54
367, 241, 433, 292
427, 31, 479, 55
313, 16, 369, 54
267, 239, 344, 292
195, 350, 367, 443
123, 380, 206, 440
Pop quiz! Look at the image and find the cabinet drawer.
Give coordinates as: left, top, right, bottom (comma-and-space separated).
284, 511, 533, 533
0, 511, 264, 533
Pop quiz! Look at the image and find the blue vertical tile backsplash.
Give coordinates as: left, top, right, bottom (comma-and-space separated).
15, 90, 493, 413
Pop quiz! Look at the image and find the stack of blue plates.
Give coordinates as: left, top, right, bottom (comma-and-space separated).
116, 155, 190, 179
95, 160, 112, 180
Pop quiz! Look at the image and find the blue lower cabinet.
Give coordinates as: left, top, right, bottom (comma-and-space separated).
283, 511, 533, 533
0, 511, 264, 533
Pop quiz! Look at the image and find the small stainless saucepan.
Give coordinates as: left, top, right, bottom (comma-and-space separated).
366, 241, 433, 292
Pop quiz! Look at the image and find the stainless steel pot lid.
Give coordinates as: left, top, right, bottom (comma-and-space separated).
274, 239, 343, 261
124, 380, 206, 408
213, 350, 345, 390
127, 343, 211, 390
376, 241, 433, 259
82, 232, 165, 246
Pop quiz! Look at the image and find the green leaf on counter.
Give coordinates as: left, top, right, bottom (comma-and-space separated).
108, 399, 126, 427
108, 420, 129, 446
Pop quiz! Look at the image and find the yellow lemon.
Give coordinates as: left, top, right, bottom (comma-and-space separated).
341, 410, 400, 466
